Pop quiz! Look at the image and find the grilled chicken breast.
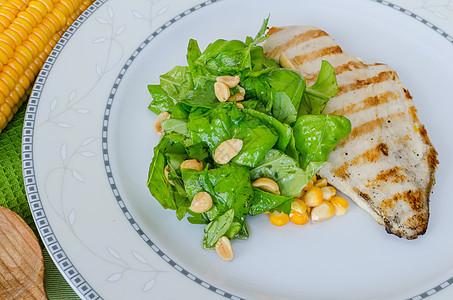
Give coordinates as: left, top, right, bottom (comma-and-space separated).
263, 26, 438, 239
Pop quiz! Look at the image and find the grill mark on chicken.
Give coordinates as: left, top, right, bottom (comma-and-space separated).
293, 46, 343, 65
331, 91, 399, 117
337, 71, 397, 97
336, 112, 405, 148
264, 29, 328, 58
365, 167, 407, 187
380, 190, 424, 212
332, 143, 389, 179
304, 60, 376, 83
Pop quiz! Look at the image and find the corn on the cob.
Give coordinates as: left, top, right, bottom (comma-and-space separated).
0, 0, 96, 132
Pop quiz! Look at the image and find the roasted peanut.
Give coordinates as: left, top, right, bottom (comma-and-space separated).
153, 111, 170, 134
164, 165, 174, 186
214, 139, 243, 164
214, 81, 230, 102
215, 236, 234, 261
279, 53, 298, 71
216, 75, 240, 88
252, 178, 280, 195
189, 191, 213, 213
180, 159, 204, 171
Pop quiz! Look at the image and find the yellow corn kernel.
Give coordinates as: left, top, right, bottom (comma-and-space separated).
291, 198, 307, 214
320, 186, 336, 201
269, 211, 289, 226
7, 58, 25, 76
0, 72, 16, 90
2, 65, 20, 83
14, 17, 33, 35
290, 210, 309, 225
50, 8, 67, 28
0, 40, 15, 59
17, 11, 38, 27
28, 1, 50, 15
26, 6, 44, 24
27, 32, 46, 52
0, 111, 7, 129
330, 196, 349, 216
41, 16, 56, 33
22, 40, 39, 57
303, 186, 323, 207
0, 49, 8, 65
60, 0, 75, 14
1, 103, 12, 121
289, 199, 309, 225
38, 0, 54, 12
311, 201, 335, 222
314, 177, 328, 188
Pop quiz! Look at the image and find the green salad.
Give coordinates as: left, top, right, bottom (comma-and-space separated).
146, 17, 351, 261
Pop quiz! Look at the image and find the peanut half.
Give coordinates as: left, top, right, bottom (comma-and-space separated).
215, 236, 234, 261
180, 159, 204, 171
279, 53, 298, 71
214, 81, 230, 102
214, 139, 243, 164
252, 178, 280, 195
216, 75, 240, 88
189, 191, 213, 213
153, 111, 170, 134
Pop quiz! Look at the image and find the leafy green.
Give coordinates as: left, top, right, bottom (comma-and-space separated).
187, 104, 278, 167
160, 66, 194, 99
147, 85, 176, 114
250, 149, 311, 197
293, 114, 351, 169
249, 187, 293, 216
244, 108, 292, 151
299, 60, 338, 115
203, 209, 234, 249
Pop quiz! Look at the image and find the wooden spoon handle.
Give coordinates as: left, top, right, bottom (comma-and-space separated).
0, 206, 47, 300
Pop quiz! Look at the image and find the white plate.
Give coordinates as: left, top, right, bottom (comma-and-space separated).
23, 0, 453, 299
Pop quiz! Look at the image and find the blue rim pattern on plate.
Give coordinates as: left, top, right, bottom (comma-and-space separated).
22, 1, 107, 298
22, 0, 453, 299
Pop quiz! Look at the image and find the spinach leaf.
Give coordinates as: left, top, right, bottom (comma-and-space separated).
196, 39, 251, 74
147, 85, 176, 114
246, 15, 269, 47
243, 108, 292, 151
182, 163, 254, 230
263, 68, 306, 113
186, 39, 214, 87
293, 114, 351, 169
299, 60, 338, 115
146, 148, 176, 210
180, 79, 220, 109
160, 66, 194, 99
231, 117, 278, 167
170, 103, 190, 120
271, 90, 297, 124
188, 104, 277, 167
249, 187, 293, 216
161, 119, 188, 136
250, 149, 311, 197
203, 209, 234, 249
207, 163, 254, 224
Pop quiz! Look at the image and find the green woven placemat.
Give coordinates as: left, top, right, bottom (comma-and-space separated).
0, 104, 81, 300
